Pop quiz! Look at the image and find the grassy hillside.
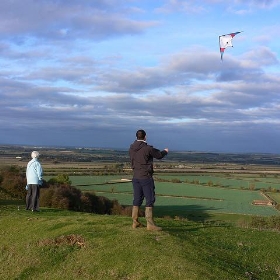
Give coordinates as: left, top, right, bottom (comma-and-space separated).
1, 202, 280, 280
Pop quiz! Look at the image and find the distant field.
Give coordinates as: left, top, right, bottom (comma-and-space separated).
44, 174, 280, 217
2, 144, 280, 218
268, 192, 280, 204
155, 173, 280, 190
45, 173, 280, 191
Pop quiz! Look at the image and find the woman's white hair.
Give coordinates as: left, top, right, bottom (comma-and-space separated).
31, 151, 40, 159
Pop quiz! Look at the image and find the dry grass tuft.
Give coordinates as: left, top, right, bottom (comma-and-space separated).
38, 234, 86, 248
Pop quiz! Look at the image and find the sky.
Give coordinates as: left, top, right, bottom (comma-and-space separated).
1, 0, 280, 153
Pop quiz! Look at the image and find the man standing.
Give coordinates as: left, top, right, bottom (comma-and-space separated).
26, 151, 43, 212
129, 129, 168, 231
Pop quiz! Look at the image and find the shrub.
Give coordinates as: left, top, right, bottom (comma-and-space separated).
97, 196, 113, 214
47, 174, 72, 185
0, 166, 129, 216
0, 166, 26, 199
80, 192, 109, 214
171, 178, 181, 183
41, 184, 81, 211
80, 193, 93, 213
40, 187, 55, 207
41, 185, 129, 215
249, 216, 280, 231
207, 180, 213, 187
110, 199, 125, 215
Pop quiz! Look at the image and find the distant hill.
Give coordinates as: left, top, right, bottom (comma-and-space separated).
1, 144, 280, 165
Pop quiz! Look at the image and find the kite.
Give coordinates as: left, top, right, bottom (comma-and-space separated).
219, 31, 242, 60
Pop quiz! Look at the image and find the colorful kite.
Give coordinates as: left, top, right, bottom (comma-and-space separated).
219, 31, 242, 60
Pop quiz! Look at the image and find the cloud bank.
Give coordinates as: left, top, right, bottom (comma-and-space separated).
0, 0, 280, 153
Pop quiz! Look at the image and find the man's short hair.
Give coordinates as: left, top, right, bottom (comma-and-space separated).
136, 129, 146, 140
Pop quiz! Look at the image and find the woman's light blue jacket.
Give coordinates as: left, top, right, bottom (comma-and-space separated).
26, 158, 43, 185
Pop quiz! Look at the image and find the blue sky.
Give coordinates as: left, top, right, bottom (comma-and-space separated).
1, 0, 280, 153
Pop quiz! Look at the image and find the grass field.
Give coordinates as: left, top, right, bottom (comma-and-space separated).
268, 192, 280, 204
43, 174, 280, 217
2, 156, 280, 279
1, 204, 280, 280
155, 173, 280, 190
3, 147, 280, 278
45, 173, 280, 191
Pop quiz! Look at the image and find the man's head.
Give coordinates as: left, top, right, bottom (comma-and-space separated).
136, 129, 146, 140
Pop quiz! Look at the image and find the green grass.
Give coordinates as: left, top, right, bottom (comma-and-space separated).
49, 175, 278, 217
268, 192, 280, 204
44, 174, 280, 217
1, 202, 280, 280
44, 174, 280, 191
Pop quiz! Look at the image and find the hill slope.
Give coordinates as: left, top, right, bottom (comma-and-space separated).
1, 204, 280, 280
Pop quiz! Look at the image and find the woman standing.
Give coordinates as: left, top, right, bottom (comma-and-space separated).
26, 151, 43, 212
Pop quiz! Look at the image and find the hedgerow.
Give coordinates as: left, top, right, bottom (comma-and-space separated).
0, 166, 129, 216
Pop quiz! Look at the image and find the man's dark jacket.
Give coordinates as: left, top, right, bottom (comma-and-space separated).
129, 140, 168, 179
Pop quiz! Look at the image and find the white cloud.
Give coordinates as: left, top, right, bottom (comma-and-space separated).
0, 0, 280, 152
